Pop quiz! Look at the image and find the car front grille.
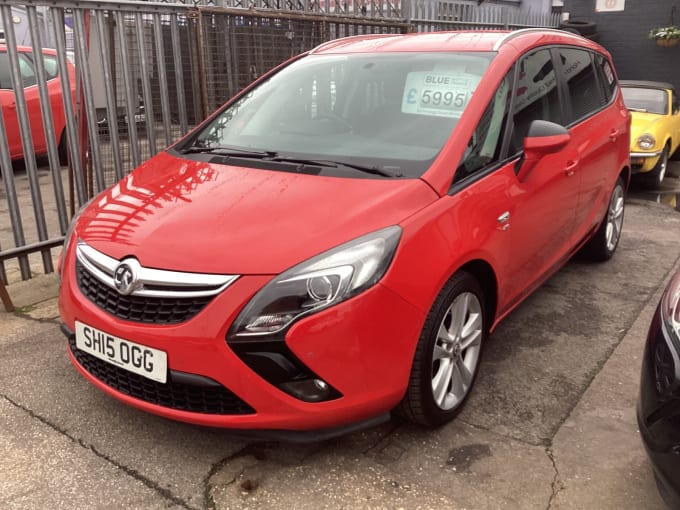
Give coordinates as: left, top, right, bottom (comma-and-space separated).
76, 260, 212, 324
68, 336, 255, 415
73, 241, 239, 325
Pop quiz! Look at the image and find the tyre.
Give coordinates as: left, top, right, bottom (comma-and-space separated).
559, 19, 597, 36
398, 271, 486, 427
581, 176, 625, 262
58, 130, 68, 165
644, 144, 669, 188
670, 143, 680, 161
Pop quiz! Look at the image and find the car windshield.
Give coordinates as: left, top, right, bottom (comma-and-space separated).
186, 52, 495, 178
621, 87, 668, 115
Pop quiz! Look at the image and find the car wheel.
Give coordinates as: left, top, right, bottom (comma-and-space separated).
581, 177, 625, 262
645, 145, 669, 188
398, 271, 486, 427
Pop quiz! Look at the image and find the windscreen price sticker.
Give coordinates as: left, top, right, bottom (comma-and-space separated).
401, 72, 478, 118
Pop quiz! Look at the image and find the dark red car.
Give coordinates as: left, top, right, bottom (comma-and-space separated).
58, 29, 630, 435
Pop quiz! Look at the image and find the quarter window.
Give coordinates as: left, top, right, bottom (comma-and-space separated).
594, 53, 616, 103
456, 72, 512, 181
41, 54, 59, 80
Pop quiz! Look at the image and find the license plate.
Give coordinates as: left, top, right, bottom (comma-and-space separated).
75, 321, 167, 383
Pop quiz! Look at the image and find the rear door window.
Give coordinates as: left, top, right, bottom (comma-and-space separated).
557, 48, 606, 124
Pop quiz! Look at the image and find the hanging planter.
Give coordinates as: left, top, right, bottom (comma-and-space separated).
649, 26, 680, 47
656, 38, 680, 47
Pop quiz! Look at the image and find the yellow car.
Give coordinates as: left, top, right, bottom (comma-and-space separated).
621, 80, 680, 187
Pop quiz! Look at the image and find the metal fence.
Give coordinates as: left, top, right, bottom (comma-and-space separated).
407, 0, 560, 32
0, 0, 557, 287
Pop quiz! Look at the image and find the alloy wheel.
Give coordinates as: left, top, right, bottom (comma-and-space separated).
431, 292, 483, 410
605, 183, 625, 252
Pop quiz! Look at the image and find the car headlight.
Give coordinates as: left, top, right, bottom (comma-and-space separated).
229, 226, 402, 339
62, 197, 95, 258
58, 197, 96, 279
661, 271, 680, 344
637, 134, 656, 150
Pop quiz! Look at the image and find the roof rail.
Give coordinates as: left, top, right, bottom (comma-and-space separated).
310, 33, 395, 54
492, 27, 581, 51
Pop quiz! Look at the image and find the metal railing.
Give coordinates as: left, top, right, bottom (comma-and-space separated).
0, 0, 557, 286
406, 0, 560, 31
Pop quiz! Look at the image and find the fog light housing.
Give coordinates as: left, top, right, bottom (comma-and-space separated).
279, 378, 333, 403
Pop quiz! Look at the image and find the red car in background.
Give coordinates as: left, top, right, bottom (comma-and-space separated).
58, 29, 630, 437
0, 45, 75, 162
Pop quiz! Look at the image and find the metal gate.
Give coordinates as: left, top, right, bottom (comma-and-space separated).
0, 0, 407, 287
0, 0, 556, 289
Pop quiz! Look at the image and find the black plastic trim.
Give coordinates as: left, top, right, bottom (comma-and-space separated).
228, 338, 342, 402
217, 413, 391, 444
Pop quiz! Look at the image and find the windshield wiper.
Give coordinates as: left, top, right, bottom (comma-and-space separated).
180, 147, 401, 178
269, 156, 403, 178
179, 145, 277, 158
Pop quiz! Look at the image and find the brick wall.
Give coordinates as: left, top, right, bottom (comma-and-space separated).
561, 0, 680, 87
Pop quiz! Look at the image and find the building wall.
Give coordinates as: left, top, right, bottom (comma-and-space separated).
561, 0, 680, 86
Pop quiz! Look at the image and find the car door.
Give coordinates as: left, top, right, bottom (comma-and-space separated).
498, 48, 581, 307
0, 50, 45, 159
557, 48, 625, 242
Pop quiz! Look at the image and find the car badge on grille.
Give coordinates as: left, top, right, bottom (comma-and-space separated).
113, 262, 138, 295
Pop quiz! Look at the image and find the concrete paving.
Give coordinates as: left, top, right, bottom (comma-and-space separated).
1, 166, 679, 509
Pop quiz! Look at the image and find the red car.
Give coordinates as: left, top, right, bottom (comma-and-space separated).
58, 29, 630, 436
0, 45, 75, 161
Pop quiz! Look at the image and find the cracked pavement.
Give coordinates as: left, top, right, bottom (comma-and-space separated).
1, 178, 680, 508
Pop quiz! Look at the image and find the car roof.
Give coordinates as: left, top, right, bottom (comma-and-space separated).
620, 80, 674, 92
309, 28, 600, 55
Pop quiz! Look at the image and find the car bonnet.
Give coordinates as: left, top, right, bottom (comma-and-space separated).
74, 151, 437, 275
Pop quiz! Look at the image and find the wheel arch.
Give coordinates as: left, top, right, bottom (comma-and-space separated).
619, 165, 631, 191
457, 259, 498, 330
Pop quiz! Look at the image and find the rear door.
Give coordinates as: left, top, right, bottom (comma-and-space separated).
558, 48, 626, 243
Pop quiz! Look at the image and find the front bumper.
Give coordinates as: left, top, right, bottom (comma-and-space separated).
637, 304, 680, 508
58, 244, 425, 432
630, 150, 662, 174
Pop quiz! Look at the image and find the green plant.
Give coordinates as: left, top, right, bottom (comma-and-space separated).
649, 25, 680, 40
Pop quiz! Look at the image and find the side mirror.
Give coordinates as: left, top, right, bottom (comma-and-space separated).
517, 120, 571, 181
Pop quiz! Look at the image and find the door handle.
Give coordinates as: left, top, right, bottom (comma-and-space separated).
609, 129, 618, 142
497, 211, 510, 231
565, 160, 578, 177
8, 102, 16, 110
